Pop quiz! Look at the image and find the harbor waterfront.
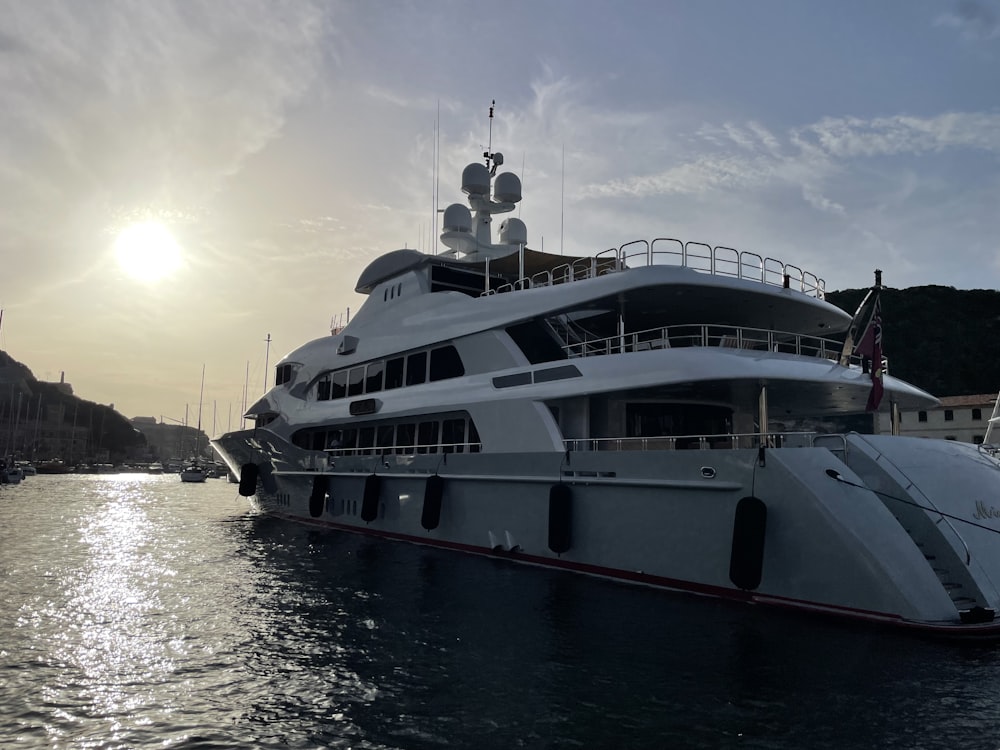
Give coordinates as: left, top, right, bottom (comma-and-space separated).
3, 474, 1000, 748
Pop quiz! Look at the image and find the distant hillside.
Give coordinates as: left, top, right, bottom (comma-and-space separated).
0, 351, 146, 461
826, 285, 1000, 398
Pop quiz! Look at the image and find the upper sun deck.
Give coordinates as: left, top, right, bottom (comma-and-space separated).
479, 237, 826, 300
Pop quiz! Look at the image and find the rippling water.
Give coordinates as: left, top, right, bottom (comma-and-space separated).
3, 474, 1000, 749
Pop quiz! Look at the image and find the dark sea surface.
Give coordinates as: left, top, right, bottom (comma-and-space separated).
3, 474, 1000, 749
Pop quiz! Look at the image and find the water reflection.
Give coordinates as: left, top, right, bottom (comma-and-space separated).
3, 476, 1000, 749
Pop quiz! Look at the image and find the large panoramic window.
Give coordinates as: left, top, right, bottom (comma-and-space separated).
313, 343, 466, 401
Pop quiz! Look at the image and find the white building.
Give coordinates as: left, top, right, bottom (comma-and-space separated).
887, 393, 997, 445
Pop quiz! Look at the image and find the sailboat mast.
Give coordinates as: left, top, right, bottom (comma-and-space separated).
196, 364, 205, 456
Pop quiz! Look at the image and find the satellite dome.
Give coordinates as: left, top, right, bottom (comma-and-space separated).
461, 163, 490, 196
442, 203, 472, 233
493, 172, 522, 204
498, 217, 527, 245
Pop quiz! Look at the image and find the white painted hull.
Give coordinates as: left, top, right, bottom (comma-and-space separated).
214, 429, 1000, 637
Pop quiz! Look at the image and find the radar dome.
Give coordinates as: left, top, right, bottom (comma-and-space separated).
461, 163, 490, 196
442, 203, 472, 233
493, 172, 522, 203
498, 217, 527, 245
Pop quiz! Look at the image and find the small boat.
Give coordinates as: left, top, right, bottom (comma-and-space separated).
212, 110, 1000, 637
1, 460, 22, 484
34, 458, 74, 474
179, 463, 209, 483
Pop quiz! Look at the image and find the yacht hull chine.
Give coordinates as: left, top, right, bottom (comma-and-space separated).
212, 429, 1000, 637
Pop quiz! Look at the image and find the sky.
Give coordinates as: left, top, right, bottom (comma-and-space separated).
1, 0, 999, 426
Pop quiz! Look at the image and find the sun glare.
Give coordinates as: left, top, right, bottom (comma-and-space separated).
114, 221, 182, 282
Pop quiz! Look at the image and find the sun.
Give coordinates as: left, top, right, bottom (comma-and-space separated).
114, 221, 182, 282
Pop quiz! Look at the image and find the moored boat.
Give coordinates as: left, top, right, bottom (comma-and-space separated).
212, 115, 1000, 637
180, 463, 209, 483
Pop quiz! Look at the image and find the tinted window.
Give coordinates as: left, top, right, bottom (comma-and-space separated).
366, 362, 384, 393
406, 351, 428, 386
468, 420, 481, 453
417, 421, 438, 454
396, 423, 416, 453
317, 374, 331, 401
442, 418, 465, 454
341, 428, 358, 452
429, 345, 464, 381
358, 427, 375, 454
385, 358, 404, 390
331, 370, 348, 399
376, 425, 395, 449
348, 366, 365, 396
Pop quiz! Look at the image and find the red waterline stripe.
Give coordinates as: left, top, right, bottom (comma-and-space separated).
267, 510, 1000, 638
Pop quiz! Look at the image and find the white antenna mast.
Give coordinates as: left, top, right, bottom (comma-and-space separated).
560, 142, 565, 255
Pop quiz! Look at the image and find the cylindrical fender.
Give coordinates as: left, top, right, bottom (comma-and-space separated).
361, 474, 381, 523
421, 474, 444, 531
309, 474, 328, 518
548, 483, 572, 554
729, 496, 767, 590
238, 463, 259, 497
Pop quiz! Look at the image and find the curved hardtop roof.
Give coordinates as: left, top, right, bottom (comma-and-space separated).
355, 247, 608, 294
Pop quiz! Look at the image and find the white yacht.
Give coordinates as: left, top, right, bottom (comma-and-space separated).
213, 136, 1000, 637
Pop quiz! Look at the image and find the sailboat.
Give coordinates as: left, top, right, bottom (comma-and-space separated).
180, 365, 209, 483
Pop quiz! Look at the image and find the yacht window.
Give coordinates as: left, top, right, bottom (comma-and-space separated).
442, 418, 466, 454
468, 420, 481, 453
385, 358, 404, 390
429, 345, 465, 381
366, 362, 385, 393
326, 430, 343, 450
311, 431, 326, 451
317, 373, 332, 401
376, 425, 395, 450
331, 370, 348, 400
348, 366, 365, 397
406, 351, 428, 386
417, 421, 439, 454
358, 427, 375, 455
396, 423, 416, 454
275, 364, 293, 386
506, 320, 567, 364
341, 428, 358, 452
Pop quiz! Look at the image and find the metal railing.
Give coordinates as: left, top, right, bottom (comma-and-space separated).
559, 322, 882, 370
563, 431, 817, 452
480, 238, 826, 299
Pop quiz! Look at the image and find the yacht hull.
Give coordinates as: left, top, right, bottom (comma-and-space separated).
213, 429, 1000, 637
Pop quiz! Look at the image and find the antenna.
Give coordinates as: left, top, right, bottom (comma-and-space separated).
560, 142, 565, 255
484, 99, 495, 168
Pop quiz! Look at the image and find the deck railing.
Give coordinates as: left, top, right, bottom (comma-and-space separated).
481, 238, 826, 299
563, 431, 818, 452
559, 322, 880, 369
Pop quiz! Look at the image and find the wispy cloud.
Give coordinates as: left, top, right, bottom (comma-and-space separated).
936, 0, 1000, 40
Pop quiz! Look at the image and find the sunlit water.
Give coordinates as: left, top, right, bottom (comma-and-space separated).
3, 474, 1000, 749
